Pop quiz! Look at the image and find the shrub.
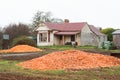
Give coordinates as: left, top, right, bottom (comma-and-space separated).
12, 36, 36, 47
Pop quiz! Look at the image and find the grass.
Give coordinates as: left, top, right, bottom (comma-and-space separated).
0, 60, 22, 73
38, 45, 75, 50
110, 50, 120, 53
39, 45, 97, 51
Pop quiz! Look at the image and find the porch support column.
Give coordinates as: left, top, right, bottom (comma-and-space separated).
75, 34, 76, 42
37, 33, 40, 46
62, 35, 65, 45
46, 31, 48, 43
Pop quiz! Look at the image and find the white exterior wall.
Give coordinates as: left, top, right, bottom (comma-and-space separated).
54, 35, 59, 45
76, 33, 81, 45
64, 36, 71, 43
53, 31, 59, 45
50, 31, 54, 45
81, 24, 99, 46
37, 25, 54, 46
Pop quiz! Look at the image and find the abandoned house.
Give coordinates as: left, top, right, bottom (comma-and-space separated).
36, 22, 107, 46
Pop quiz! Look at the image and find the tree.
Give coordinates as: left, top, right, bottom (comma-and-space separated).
51, 18, 64, 23
12, 36, 36, 47
0, 27, 3, 48
101, 28, 115, 41
32, 11, 63, 27
0, 27, 3, 40
4, 23, 30, 43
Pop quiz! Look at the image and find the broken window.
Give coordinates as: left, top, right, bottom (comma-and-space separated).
39, 33, 47, 42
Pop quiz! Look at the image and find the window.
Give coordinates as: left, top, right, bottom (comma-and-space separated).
39, 33, 47, 42
71, 35, 75, 41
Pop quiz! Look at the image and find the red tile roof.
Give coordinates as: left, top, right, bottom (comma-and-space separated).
37, 22, 105, 36
44, 22, 86, 31
55, 31, 80, 35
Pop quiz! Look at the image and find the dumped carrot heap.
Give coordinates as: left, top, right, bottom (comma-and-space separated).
0, 45, 42, 53
18, 50, 120, 70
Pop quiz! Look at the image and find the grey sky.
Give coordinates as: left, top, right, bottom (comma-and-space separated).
0, 0, 120, 29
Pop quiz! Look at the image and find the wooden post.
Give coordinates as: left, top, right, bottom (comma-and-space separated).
75, 34, 76, 42
48, 31, 50, 42
62, 35, 65, 45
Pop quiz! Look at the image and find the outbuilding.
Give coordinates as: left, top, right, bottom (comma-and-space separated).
112, 29, 120, 48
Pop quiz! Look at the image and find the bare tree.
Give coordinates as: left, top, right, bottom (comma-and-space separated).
51, 18, 63, 23
0, 27, 3, 48
32, 11, 63, 27
4, 23, 30, 42
0, 27, 3, 39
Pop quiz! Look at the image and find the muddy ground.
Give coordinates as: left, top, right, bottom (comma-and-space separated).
0, 73, 55, 80
0, 71, 120, 80
0, 52, 44, 61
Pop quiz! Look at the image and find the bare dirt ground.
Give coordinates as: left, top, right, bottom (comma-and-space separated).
0, 71, 120, 80
0, 52, 44, 61
0, 73, 55, 80
98, 75, 120, 80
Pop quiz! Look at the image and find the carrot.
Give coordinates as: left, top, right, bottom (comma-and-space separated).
18, 50, 120, 70
0, 45, 42, 53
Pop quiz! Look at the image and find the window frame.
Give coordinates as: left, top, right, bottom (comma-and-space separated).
39, 32, 47, 42
71, 35, 75, 41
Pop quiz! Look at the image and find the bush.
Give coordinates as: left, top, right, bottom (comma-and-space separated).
12, 36, 36, 47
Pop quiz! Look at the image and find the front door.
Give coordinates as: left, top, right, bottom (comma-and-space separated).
59, 35, 62, 45
71, 35, 75, 41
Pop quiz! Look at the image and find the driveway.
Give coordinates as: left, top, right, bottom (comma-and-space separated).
0, 52, 44, 60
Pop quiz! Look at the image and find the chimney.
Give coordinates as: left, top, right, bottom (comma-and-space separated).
64, 19, 69, 23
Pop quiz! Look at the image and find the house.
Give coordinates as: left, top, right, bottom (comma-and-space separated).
36, 22, 107, 46
112, 29, 120, 48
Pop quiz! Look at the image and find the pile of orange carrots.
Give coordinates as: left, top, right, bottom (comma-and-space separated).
18, 50, 120, 70
0, 45, 42, 53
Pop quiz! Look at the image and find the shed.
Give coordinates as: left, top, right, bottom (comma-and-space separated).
112, 29, 120, 48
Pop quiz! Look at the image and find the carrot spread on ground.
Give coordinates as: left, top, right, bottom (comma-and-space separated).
0, 45, 42, 53
18, 50, 120, 70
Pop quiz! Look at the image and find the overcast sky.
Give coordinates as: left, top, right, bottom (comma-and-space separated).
0, 0, 120, 29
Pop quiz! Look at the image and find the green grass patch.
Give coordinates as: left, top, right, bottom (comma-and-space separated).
0, 60, 21, 72
44, 70, 66, 75
110, 50, 120, 53
38, 45, 75, 50
38, 45, 97, 51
